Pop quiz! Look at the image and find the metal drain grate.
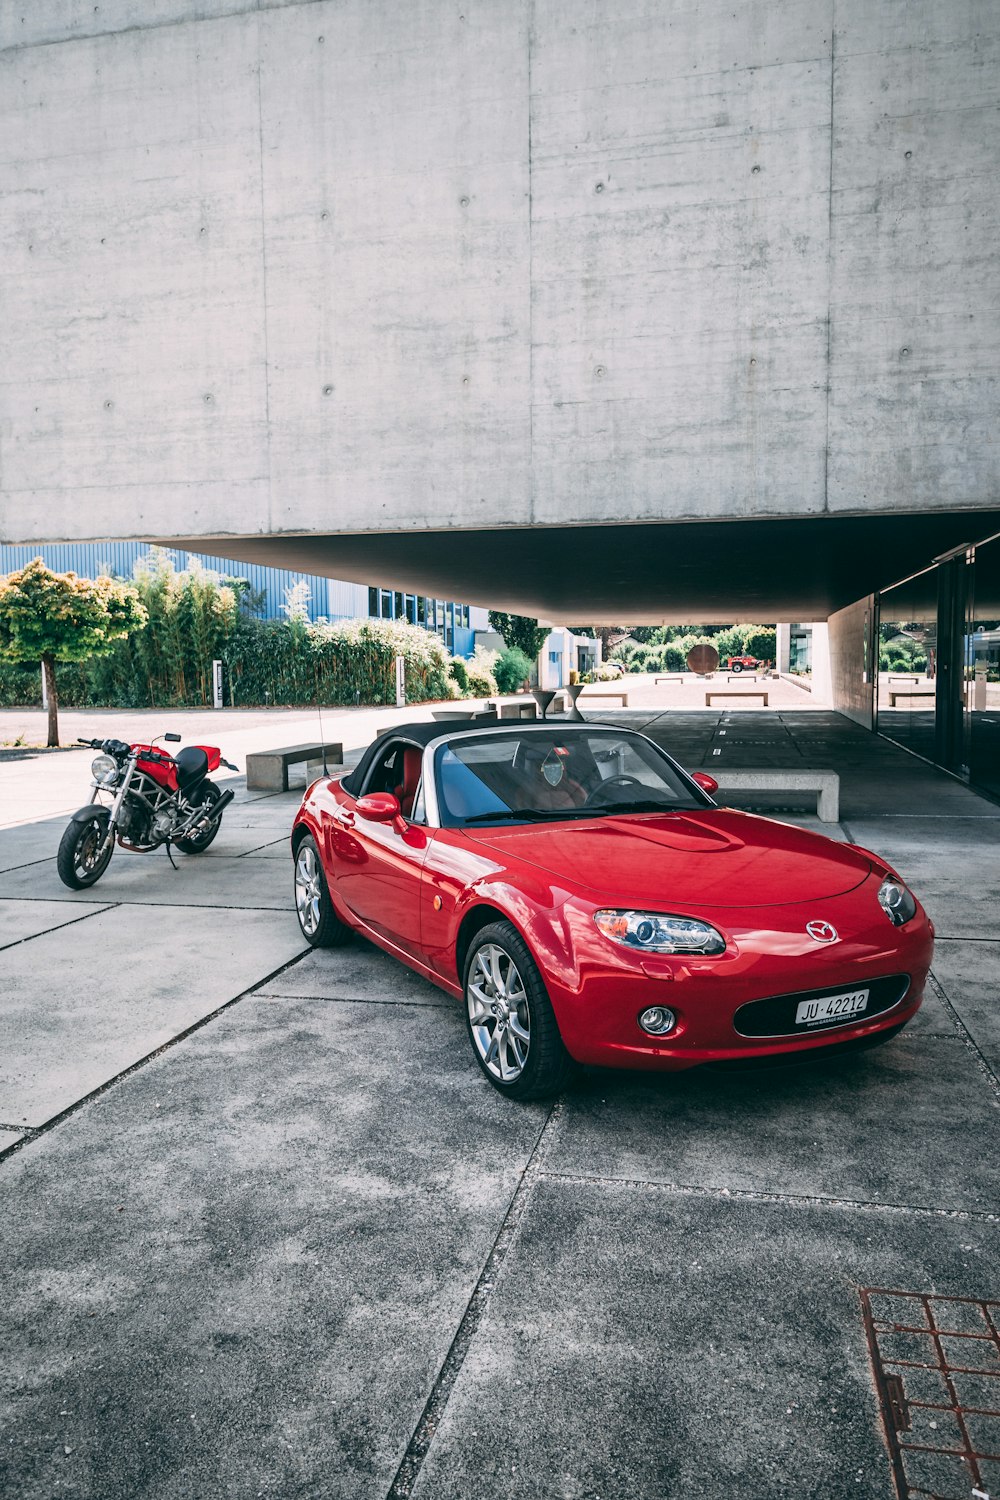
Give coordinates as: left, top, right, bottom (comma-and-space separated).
862, 1288, 1000, 1499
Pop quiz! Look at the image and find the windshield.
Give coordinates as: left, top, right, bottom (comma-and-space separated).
434, 728, 708, 827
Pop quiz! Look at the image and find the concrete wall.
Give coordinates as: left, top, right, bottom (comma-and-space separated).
828, 595, 876, 728
1, 1, 998, 548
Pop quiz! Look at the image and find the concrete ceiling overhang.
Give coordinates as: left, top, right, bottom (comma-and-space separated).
170, 511, 1000, 624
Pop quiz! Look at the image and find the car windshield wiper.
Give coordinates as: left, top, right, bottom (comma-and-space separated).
587, 799, 679, 815
462, 807, 596, 825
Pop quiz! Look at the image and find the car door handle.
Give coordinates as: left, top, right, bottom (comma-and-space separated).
337, 810, 355, 827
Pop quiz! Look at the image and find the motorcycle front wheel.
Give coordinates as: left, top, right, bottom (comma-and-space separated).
57, 815, 114, 889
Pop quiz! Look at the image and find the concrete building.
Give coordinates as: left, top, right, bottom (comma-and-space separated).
1, 2, 998, 793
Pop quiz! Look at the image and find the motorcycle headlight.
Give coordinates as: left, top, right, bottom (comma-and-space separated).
91, 753, 119, 787
594, 909, 726, 955
878, 877, 917, 927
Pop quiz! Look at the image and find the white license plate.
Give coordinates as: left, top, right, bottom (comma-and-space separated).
795, 989, 869, 1026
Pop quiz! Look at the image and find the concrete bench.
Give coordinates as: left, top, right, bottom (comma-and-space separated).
726, 672, 758, 682
488, 699, 538, 720
581, 690, 630, 707
431, 707, 498, 723
888, 688, 935, 707
711, 768, 840, 822
246, 741, 343, 792
705, 690, 768, 706
655, 675, 685, 684
888, 675, 921, 685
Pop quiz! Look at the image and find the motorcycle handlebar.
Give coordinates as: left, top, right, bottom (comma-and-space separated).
76, 737, 133, 756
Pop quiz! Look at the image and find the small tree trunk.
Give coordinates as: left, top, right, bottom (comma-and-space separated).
42, 653, 59, 747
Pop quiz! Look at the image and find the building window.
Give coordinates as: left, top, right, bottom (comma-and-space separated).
380, 589, 392, 619
368, 586, 379, 617
417, 596, 427, 626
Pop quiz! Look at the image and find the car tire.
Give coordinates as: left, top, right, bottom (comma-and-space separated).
57, 814, 114, 889
731, 661, 743, 673
294, 834, 353, 948
463, 920, 573, 1101
174, 781, 223, 854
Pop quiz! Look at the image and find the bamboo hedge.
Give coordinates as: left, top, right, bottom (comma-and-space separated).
0, 550, 460, 709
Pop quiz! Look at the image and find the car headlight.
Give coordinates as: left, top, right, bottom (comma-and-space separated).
594, 909, 726, 955
91, 753, 119, 787
878, 877, 917, 927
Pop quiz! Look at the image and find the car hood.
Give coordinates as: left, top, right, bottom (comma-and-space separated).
463, 809, 871, 908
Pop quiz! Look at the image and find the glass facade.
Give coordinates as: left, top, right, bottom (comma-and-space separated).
877, 531, 1000, 801
365, 584, 477, 655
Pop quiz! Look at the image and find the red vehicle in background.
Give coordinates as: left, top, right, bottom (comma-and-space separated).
57, 732, 238, 888
723, 654, 764, 673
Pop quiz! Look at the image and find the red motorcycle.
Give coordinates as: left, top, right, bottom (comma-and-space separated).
58, 732, 239, 889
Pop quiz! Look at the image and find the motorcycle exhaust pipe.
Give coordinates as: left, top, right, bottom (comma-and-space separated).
176, 786, 236, 839
193, 786, 235, 832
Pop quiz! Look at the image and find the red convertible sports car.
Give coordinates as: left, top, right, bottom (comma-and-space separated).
291, 721, 933, 1100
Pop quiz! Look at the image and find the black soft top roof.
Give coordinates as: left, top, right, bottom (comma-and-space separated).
339, 718, 484, 795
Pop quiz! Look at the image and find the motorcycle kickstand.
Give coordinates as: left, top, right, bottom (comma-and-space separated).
165, 841, 178, 870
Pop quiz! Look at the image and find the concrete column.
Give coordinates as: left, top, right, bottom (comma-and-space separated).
810, 623, 832, 706
777, 624, 792, 674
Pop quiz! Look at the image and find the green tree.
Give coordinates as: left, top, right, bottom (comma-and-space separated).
0, 557, 147, 745
494, 646, 533, 694
488, 611, 550, 660
744, 627, 777, 664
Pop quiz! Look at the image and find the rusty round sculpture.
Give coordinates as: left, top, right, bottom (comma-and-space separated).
687, 643, 719, 675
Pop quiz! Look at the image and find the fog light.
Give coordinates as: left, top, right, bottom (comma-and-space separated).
639, 1006, 676, 1036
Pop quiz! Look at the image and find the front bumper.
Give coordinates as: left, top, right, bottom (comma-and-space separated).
544, 880, 934, 1071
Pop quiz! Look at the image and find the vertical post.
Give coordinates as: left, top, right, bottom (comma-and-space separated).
41, 664, 48, 709
212, 659, 223, 709
395, 654, 406, 708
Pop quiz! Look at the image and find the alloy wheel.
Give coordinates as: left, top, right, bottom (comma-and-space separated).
467, 942, 531, 1083
75, 821, 106, 880
295, 843, 323, 937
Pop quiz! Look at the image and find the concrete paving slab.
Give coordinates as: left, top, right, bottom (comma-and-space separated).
0, 818, 68, 873
0, 1128, 23, 1149
0, 898, 113, 952
0, 853, 293, 910
258, 938, 452, 1007
545, 1034, 1000, 1212
0, 905, 306, 1126
240, 837, 294, 859
0, 997, 544, 1500
409, 1179, 999, 1500
931, 940, 1000, 1066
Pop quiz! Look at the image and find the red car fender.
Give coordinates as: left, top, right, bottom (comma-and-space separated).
454, 874, 581, 993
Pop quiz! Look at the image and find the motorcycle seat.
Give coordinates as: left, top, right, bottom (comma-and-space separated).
175, 746, 209, 790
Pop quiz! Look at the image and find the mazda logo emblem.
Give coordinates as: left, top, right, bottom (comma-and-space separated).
806, 920, 838, 943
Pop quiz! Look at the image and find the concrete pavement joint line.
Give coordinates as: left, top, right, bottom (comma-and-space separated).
385, 1098, 565, 1500
0, 1123, 38, 1136
925, 969, 1000, 1106
0, 856, 61, 877
251, 992, 455, 1010
0, 902, 117, 953
537, 1171, 1000, 1223
0, 895, 291, 911
0, 946, 312, 1167
236, 838, 290, 857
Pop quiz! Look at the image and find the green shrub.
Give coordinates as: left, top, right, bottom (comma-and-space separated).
494, 646, 532, 694
465, 646, 499, 697
449, 656, 469, 692
224, 615, 452, 707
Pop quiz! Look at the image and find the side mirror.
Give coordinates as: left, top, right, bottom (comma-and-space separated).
164, 732, 182, 743
691, 772, 719, 796
357, 792, 407, 833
